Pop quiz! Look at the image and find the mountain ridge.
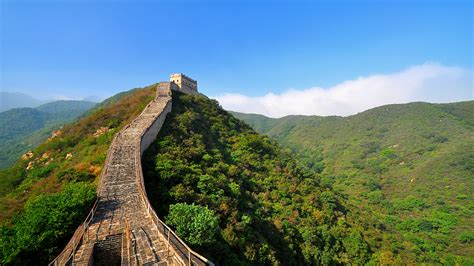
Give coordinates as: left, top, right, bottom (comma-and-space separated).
0, 92, 102, 113
231, 100, 473, 121
0, 100, 97, 168
0, 86, 471, 264
232, 100, 474, 263
0, 92, 47, 112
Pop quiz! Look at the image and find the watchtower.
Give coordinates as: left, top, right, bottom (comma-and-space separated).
170, 73, 198, 94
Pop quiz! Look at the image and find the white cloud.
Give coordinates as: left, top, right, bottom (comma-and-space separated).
213, 63, 473, 117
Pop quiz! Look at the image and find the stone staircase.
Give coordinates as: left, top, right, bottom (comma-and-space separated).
50, 83, 211, 266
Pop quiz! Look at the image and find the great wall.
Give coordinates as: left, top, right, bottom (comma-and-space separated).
50, 74, 211, 266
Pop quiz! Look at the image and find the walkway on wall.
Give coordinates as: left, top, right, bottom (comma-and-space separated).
50, 84, 211, 266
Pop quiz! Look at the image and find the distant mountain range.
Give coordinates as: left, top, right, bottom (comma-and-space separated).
0, 92, 101, 112
0, 92, 47, 112
0, 100, 97, 168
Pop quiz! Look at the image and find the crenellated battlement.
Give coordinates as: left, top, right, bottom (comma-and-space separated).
169, 73, 198, 95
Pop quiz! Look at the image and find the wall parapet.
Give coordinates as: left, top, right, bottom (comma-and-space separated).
51, 75, 212, 266
135, 96, 212, 266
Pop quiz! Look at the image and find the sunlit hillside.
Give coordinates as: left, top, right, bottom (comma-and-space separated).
0, 85, 156, 264
233, 101, 474, 264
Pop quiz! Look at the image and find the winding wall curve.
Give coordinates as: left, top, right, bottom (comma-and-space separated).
50, 83, 211, 266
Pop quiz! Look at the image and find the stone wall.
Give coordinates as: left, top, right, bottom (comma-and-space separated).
157, 82, 172, 97
140, 97, 172, 152
134, 90, 209, 266
170, 73, 198, 95
50, 77, 211, 266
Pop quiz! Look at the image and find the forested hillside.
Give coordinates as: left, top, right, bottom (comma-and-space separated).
0, 86, 156, 264
232, 101, 474, 264
0, 84, 471, 265
143, 92, 373, 265
0, 100, 97, 168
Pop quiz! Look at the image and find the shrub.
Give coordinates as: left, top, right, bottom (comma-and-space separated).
393, 196, 427, 211
380, 148, 397, 159
364, 177, 381, 191
456, 194, 468, 200
367, 190, 385, 205
429, 211, 458, 233
0, 182, 96, 264
320, 191, 337, 209
166, 203, 219, 246
342, 231, 370, 264
459, 232, 474, 243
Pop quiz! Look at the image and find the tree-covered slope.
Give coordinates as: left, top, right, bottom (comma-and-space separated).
0, 100, 97, 169
232, 101, 474, 264
0, 108, 48, 142
143, 92, 373, 265
0, 85, 157, 264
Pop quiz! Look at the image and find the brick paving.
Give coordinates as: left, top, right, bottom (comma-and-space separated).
51, 83, 208, 265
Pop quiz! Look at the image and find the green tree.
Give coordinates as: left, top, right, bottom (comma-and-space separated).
0, 182, 96, 265
166, 203, 219, 246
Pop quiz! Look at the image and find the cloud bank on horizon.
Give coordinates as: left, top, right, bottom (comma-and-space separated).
213, 63, 473, 118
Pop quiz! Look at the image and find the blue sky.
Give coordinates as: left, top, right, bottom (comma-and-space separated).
1, 0, 472, 115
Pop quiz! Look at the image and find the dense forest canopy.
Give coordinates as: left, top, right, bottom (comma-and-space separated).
233, 101, 474, 264
143, 92, 373, 265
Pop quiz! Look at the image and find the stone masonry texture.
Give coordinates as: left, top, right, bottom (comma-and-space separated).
50, 80, 208, 266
